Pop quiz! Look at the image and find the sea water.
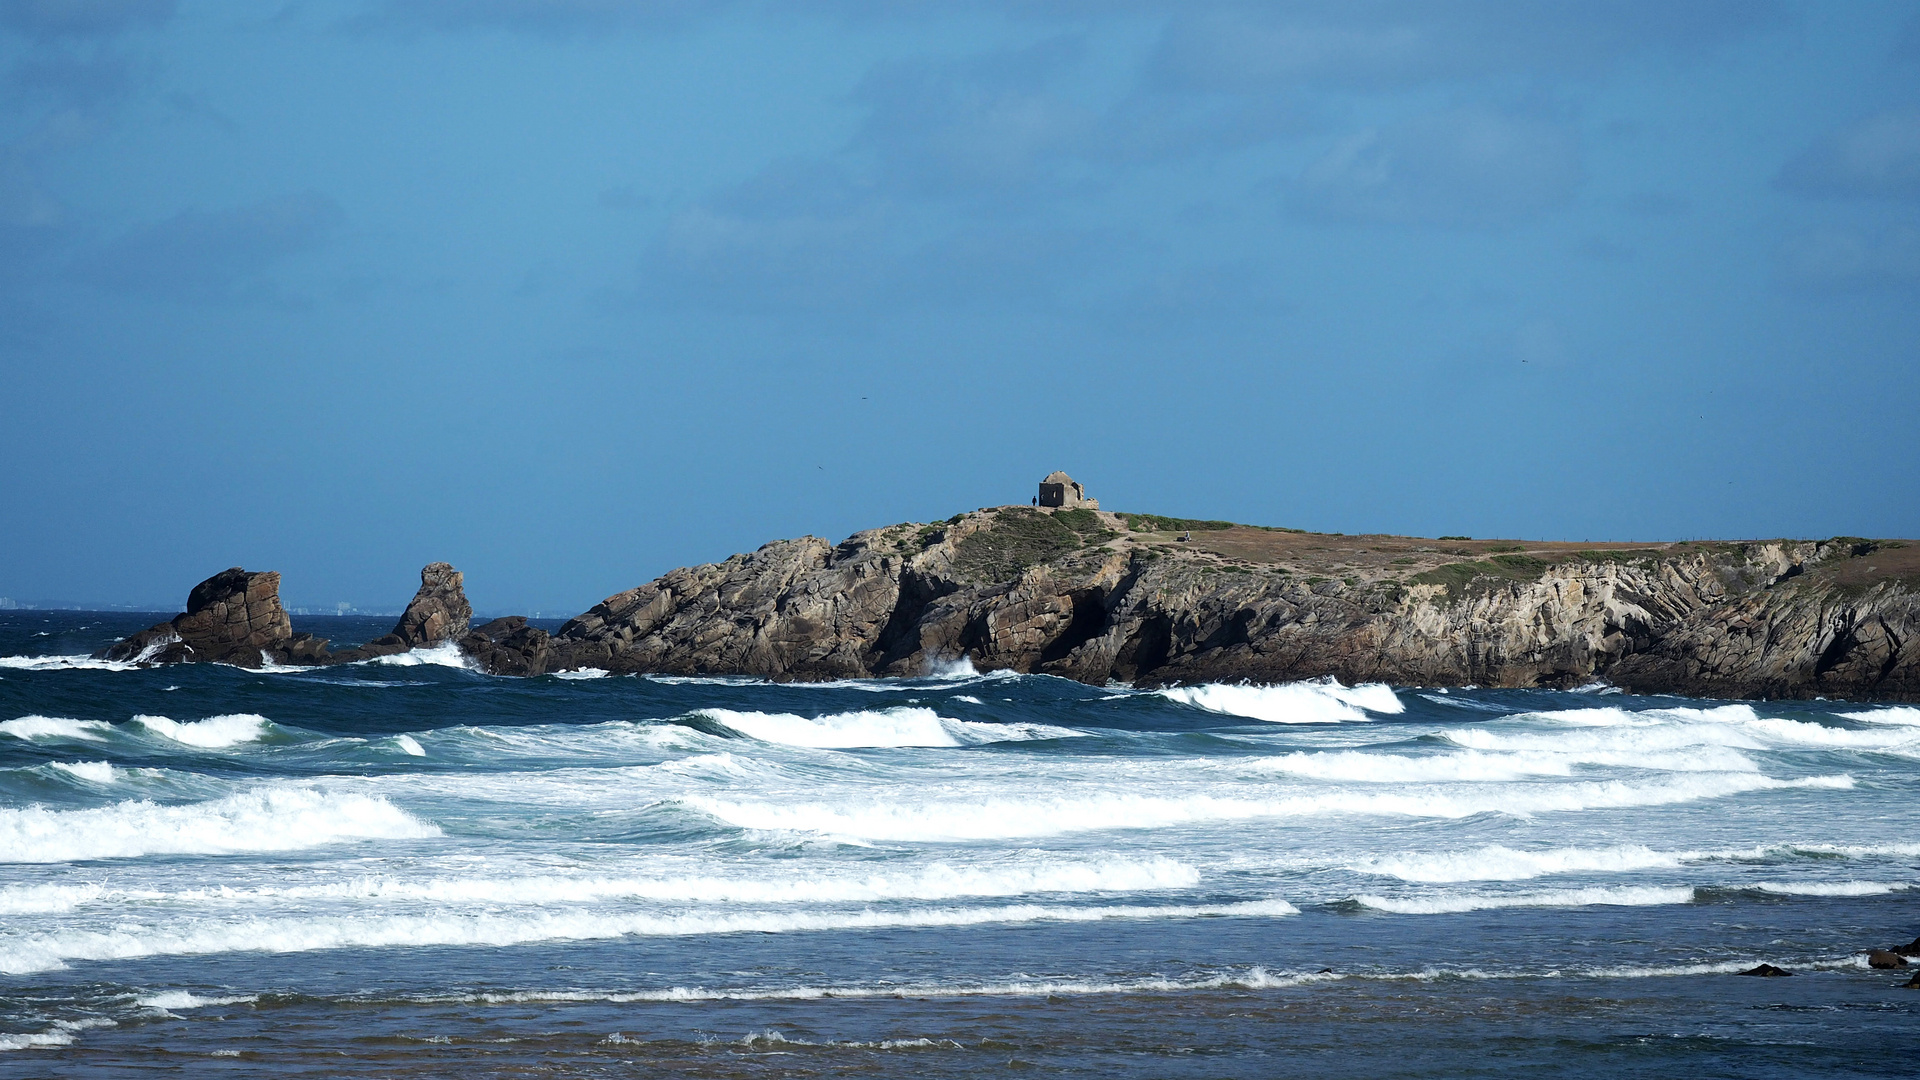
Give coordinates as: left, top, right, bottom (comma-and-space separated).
1, 611, 1916, 1077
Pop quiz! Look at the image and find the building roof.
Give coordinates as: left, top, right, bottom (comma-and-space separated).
1042, 471, 1075, 485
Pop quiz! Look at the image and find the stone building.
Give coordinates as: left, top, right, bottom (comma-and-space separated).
1037, 471, 1097, 510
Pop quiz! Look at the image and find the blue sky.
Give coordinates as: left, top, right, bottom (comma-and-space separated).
2, 0, 1917, 612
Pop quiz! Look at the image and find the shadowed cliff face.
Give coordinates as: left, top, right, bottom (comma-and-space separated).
468, 507, 1919, 701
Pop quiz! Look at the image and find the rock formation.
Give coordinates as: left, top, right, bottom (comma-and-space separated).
98, 562, 473, 668
95, 507, 1920, 702
1867, 949, 1909, 969
460, 507, 1919, 701
101, 568, 293, 668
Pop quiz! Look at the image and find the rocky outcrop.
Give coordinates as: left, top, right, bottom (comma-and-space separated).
1868, 950, 1909, 969
99, 562, 472, 668
101, 568, 292, 668
96, 510, 1920, 701
1737, 964, 1793, 977
464, 508, 1919, 700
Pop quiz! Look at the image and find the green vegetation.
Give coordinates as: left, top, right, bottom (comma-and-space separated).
1576, 549, 1662, 565
951, 508, 1089, 582
1486, 544, 1525, 553
1390, 557, 1417, 566
1409, 554, 1550, 602
1827, 536, 1881, 558
1439, 535, 1472, 541
1120, 513, 1235, 533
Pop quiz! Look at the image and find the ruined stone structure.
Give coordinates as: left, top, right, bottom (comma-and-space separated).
1038, 471, 1097, 510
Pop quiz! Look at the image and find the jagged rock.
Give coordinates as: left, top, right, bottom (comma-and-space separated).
99, 562, 472, 669
1893, 936, 1920, 957
1904, 971, 1920, 989
99, 568, 292, 668
504, 509, 1920, 699
1737, 964, 1793, 977
459, 617, 551, 676
1867, 949, 1909, 969
392, 562, 472, 647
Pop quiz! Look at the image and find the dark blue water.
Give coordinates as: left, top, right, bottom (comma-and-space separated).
3, 611, 1917, 1077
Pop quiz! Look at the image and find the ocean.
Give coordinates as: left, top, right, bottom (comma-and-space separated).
2, 610, 1916, 1077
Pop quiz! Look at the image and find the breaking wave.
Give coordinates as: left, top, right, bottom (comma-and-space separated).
697, 707, 1080, 748
1351, 885, 1697, 914
0, 787, 439, 863
0, 898, 1299, 974
1157, 679, 1405, 723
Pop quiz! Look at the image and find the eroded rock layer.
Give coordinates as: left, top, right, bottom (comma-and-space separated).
518, 508, 1919, 700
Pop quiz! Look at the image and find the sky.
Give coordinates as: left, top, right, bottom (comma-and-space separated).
1, 0, 1917, 613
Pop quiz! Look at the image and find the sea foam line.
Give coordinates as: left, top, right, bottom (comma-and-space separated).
0, 899, 1299, 974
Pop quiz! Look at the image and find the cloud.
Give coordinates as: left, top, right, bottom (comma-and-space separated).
76, 193, 343, 303
1290, 107, 1581, 227
0, 0, 174, 39
348, 0, 729, 37
1776, 108, 1920, 201
1148, 1, 1775, 92
1777, 224, 1920, 291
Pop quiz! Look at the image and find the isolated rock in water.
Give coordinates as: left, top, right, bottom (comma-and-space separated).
1737, 964, 1793, 977
1893, 936, 1920, 957
1867, 949, 1909, 969
392, 562, 472, 647
1905, 971, 1920, 989
99, 567, 293, 668
459, 617, 551, 676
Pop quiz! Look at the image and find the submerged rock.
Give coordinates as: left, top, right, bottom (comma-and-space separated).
1892, 936, 1920, 958
1867, 949, 1909, 969
1737, 964, 1793, 977
100, 568, 292, 668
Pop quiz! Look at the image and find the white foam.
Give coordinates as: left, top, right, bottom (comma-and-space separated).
0, 899, 1298, 974
1361, 844, 1691, 882
49, 761, 116, 783
369, 642, 474, 669
1157, 679, 1404, 723
0, 787, 440, 863
0, 1018, 114, 1051
1747, 880, 1912, 896
1, 715, 111, 741
554, 668, 609, 680
684, 773, 1850, 842
135, 991, 258, 1009
1248, 745, 1756, 783
1838, 706, 1920, 726
699, 707, 1079, 749
14, 855, 1200, 912
393, 734, 426, 756
0, 654, 141, 672
131, 713, 272, 748
1352, 885, 1696, 914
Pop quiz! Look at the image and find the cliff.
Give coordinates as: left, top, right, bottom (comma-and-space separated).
500, 507, 1919, 701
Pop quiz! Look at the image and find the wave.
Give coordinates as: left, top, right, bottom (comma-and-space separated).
48, 760, 117, 783
1248, 744, 1756, 783
0, 1018, 114, 1052
1359, 840, 1920, 883
1351, 885, 1697, 914
130, 713, 274, 748
1745, 880, 1912, 896
0, 899, 1299, 974
1361, 844, 1693, 882
135, 991, 258, 1010
1838, 706, 1920, 726
0, 653, 142, 672
1157, 679, 1404, 724
0, 787, 440, 863
367, 641, 475, 669
683, 772, 1851, 841
0, 855, 1201, 916
1, 715, 112, 741
697, 707, 1080, 748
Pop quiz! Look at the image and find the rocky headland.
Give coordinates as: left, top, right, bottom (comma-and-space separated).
98, 507, 1920, 701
